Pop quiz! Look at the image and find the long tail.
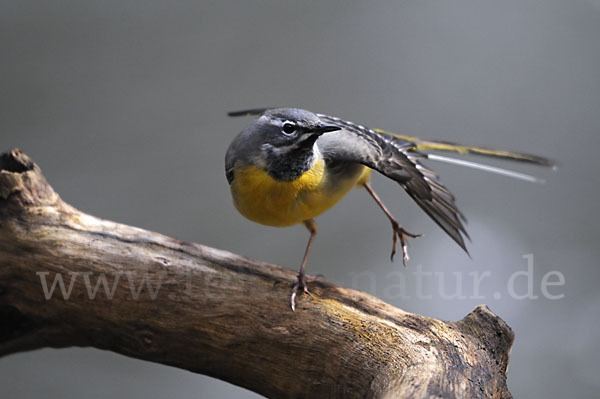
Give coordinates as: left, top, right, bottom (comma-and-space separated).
426, 154, 546, 183
376, 130, 556, 167
376, 129, 556, 183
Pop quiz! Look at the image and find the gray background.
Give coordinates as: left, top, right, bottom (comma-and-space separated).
1, 1, 599, 398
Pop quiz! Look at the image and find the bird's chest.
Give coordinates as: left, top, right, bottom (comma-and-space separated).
230, 160, 366, 227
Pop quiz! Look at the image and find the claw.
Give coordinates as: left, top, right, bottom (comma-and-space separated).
362, 183, 422, 265
389, 220, 422, 266
290, 290, 297, 311
290, 273, 311, 311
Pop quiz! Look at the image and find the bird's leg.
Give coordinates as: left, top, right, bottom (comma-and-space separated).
290, 219, 317, 311
363, 182, 422, 265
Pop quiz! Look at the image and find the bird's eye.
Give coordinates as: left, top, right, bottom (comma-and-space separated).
282, 121, 297, 135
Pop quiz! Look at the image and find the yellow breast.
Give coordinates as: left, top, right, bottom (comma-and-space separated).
230, 160, 370, 227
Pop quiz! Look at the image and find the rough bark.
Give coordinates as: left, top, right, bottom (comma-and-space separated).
0, 148, 514, 398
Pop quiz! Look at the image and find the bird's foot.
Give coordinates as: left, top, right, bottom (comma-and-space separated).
390, 219, 422, 265
273, 274, 323, 289
290, 273, 312, 311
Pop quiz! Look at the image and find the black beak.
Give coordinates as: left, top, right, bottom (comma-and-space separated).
314, 124, 341, 134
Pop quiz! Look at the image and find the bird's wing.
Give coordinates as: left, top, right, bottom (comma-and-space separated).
316, 114, 469, 253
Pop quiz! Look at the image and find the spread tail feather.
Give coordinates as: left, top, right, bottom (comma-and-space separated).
375, 130, 557, 167
426, 154, 546, 184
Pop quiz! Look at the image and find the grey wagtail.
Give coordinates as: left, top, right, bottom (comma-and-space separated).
225, 108, 554, 310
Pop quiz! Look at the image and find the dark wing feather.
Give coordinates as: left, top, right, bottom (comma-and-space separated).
317, 114, 469, 253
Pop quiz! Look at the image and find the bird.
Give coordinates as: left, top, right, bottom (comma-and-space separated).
224, 108, 555, 310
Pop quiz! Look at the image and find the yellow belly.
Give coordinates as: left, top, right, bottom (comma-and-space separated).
230, 160, 371, 227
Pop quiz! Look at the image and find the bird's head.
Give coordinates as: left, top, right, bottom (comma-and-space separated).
226, 108, 341, 181
251, 108, 340, 153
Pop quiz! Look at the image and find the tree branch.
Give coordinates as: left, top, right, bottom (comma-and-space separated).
0, 148, 514, 398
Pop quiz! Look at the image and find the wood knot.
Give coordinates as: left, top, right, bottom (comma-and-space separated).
455, 305, 514, 373
137, 328, 155, 351
0, 148, 58, 205
0, 149, 35, 174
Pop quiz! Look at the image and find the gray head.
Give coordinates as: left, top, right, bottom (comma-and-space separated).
226, 108, 340, 182
250, 108, 339, 150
